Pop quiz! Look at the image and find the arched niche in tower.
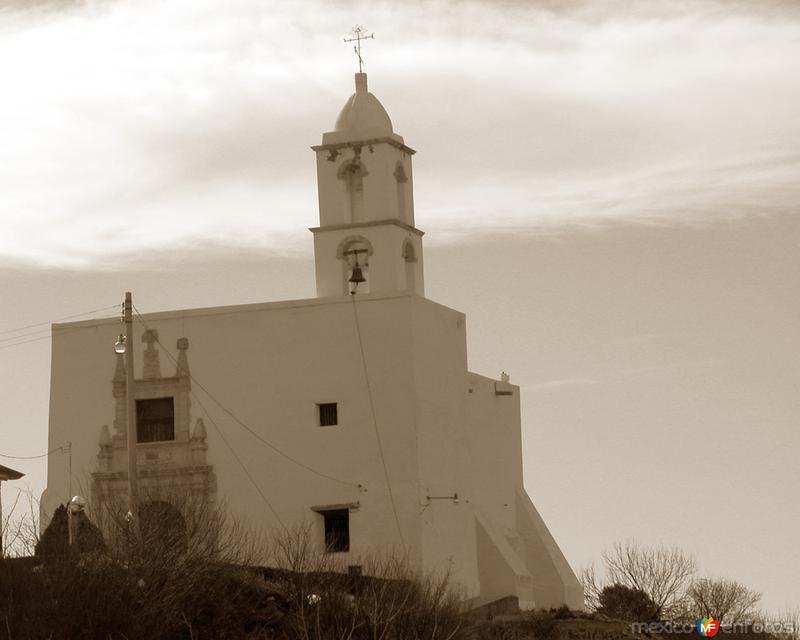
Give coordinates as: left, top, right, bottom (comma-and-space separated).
394, 162, 408, 223
337, 159, 368, 224
337, 236, 373, 295
402, 238, 417, 291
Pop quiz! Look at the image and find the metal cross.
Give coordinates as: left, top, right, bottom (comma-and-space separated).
344, 25, 374, 73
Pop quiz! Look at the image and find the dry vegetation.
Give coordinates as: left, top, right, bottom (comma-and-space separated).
1, 494, 795, 639
580, 539, 797, 639
0, 490, 467, 640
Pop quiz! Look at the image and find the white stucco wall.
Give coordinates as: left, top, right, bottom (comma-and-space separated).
45, 293, 423, 565
314, 142, 415, 228
311, 222, 424, 297
44, 290, 581, 609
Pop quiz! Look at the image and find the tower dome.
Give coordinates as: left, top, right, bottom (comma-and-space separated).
323, 73, 402, 145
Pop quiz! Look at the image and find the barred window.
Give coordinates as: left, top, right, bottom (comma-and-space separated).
318, 403, 338, 427
322, 509, 349, 552
136, 397, 175, 443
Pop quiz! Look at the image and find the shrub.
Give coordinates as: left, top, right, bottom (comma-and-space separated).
268, 526, 468, 639
3, 499, 472, 639
597, 583, 658, 622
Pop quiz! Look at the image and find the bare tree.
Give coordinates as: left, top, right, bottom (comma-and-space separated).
580, 564, 602, 612
269, 525, 465, 640
597, 540, 696, 619
1, 488, 40, 557
688, 578, 761, 622
761, 607, 800, 640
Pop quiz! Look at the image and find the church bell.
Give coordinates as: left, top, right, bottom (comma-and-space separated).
348, 252, 366, 285
348, 264, 366, 284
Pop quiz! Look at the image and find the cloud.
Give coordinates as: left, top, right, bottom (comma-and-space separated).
617, 358, 719, 379
1, 0, 798, 265
527, 378, 602, 391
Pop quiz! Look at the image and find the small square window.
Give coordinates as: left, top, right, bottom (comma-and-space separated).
318, 402, 338, 427
322, 509, 349, 552
136, 397, 175, 443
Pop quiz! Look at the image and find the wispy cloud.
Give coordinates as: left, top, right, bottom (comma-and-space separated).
525, 358, 721, 392
617, 358, 719, 379
526, 378, 602, 392
1, 0, 798, 265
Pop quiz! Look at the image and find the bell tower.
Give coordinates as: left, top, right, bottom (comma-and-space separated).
310, 73, 424, 297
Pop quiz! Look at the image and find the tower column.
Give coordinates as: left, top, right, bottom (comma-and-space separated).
311, 73, 424, 298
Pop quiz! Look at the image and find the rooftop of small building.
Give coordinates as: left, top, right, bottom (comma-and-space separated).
0, 464, 24, 481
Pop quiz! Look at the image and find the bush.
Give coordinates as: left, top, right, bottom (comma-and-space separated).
34, 504, 105, 558
268, 526, 467, 639
2, 498, 472, 639
597, 583, 658, 622
552, 604, 573, 619
0, 554, 283, 639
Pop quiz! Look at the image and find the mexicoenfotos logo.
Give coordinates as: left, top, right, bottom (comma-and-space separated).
632, 619, 795, 635
697, 617, 720, 637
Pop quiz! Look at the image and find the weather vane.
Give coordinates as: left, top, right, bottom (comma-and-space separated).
344, 25, 374, 73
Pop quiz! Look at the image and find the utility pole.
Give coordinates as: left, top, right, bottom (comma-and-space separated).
124, 291, 138, 523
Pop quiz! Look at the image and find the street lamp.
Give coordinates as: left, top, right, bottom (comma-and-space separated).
67, 494, 86, 551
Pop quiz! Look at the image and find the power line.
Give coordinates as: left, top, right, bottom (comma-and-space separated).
0, 334, 55, 351
0, 327, 52, 344
0, 305, 119, 336
131, 307, 361, 490
0, 445, 66, 460
185, 380, 286, 530
0, 325, 110, 351
0, 305, 121, 351
130, 308, 287, 529
350, 296, 405, 548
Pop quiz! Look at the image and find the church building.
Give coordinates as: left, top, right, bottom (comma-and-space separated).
42, 72, 583, 610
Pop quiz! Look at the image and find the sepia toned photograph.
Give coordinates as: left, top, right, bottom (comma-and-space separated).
0, 1, 797, 638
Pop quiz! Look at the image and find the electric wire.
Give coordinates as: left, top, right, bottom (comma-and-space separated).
0, 305, 119, 336
184, 381, 286, 530
129, 310, 286, 528
0, 325, 110, 351
0, 445, 67, 460
350, 296, 405, 548
0, 305, 120, 350
132, 306, 361, 490
0, 327, 53, 343
0, 334, 56, 350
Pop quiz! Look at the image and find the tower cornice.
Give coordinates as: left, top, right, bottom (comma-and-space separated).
309, 218, 424, 236
311, 136, 416, 157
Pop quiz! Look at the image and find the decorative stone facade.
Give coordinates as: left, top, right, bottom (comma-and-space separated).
91, 334, 216, 509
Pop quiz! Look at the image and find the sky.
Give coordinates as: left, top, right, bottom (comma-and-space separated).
0, 0, 798, 613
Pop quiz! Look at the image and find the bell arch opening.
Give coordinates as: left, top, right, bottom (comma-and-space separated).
394, 162, 408, 223
338, 236, 373, 295
402, 239, 417, 291
338, 160, 368, 223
